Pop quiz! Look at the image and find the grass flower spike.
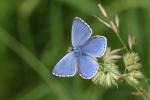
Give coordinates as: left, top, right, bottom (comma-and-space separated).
92, 48, 121, 87
103, 48, 121, 63
125, 71, 143, 86
92, 63, 120, 87
123, 52, 141, 71
93, 3, 150, 100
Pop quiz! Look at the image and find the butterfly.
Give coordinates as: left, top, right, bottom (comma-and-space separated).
52, 17, 107, 79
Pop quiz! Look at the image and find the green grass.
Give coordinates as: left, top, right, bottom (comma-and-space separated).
0, 0, 150, 100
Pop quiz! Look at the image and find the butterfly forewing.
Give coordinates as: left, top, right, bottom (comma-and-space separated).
72, 17, 92, 48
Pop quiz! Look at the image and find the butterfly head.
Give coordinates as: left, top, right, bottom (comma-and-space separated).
73, 47, 86, 57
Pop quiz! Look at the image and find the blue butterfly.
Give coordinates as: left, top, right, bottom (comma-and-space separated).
52, 17, 107, 79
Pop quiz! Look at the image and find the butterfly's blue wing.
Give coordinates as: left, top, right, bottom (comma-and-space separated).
78, 55, 98, 79
72, 17, 92, 48
52, 52, 77, 77
81, 36, 107, 58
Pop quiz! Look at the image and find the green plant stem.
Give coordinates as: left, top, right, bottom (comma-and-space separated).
96, 8, 150, 99
115, 32, 129, 52
100, 16, 129, 52
133, 84, 148, 100
105, 17, 150, 99
143, 76, 150, 91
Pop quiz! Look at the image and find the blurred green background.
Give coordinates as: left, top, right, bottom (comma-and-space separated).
0, 0, 150, 100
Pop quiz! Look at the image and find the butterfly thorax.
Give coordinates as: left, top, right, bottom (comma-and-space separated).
73, 48, 86, 56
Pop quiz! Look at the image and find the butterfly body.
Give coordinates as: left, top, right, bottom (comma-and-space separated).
73, 48, 86, 57
52, 17, 107, 79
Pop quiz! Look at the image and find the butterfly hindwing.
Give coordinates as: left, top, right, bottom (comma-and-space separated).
52, 52, 77, 77
81, 36, 107, 57
78, 55, 98, 79
72, 17, 92, 48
